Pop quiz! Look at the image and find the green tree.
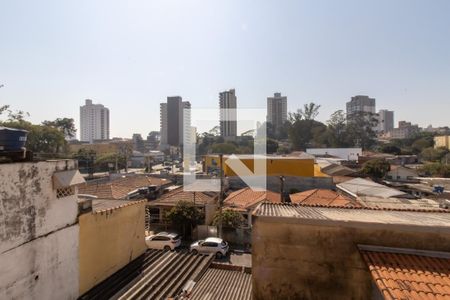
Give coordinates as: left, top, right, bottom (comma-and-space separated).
288, 118, 326, 150
212, 210, 245, 229
361, 159, 391, 179
411, 137, 434, 154
165, 201, 204, 236
211, 142, 237, 154
346, 112, 378, 149
325, 110, 349, 148
419, 163, 450, 178
266, 139, 279, 154
420, 147, 449, 162
298, 102, 321, 120
380, 144, 402, 155
42, 118, 77, 139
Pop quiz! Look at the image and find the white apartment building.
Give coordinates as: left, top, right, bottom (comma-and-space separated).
80, 99, 110, 143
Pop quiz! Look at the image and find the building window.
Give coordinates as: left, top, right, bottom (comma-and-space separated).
56, 186, 75, 198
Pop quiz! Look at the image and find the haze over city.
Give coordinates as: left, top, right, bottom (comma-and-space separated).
1, 0, 450, 138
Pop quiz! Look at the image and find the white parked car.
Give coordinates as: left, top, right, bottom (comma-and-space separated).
190, 237, 229, 258
145, 232, 181, 251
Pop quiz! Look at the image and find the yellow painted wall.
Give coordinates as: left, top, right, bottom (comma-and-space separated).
204, 155, 315, 177
434, 136, 450, 150
78, 201, 147, 295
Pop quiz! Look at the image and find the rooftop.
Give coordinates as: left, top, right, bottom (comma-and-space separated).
357, 196, 447, 212
224, 187, 281, 211
148, 187, 217, 207
359, 245, 450, 300
337, 177, 407, 199
187, 267, 252, 300
206, 154, 314, 160
254, 203, 450, 229
79, 250, 213, 300
290, 189, 359, 207
91, 199, 146, 214
320, 163, 357, 176
78, 175, 171, 199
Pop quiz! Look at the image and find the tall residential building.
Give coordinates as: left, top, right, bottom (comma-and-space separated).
377, 109, 394, 133
219, 89, 237, 138
346, 95, 376, 117
80, 99, 110, 143
159, 96, 191, 148
267, 92, 288, 133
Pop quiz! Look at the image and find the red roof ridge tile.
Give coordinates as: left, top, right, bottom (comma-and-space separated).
263, 202, 450, 213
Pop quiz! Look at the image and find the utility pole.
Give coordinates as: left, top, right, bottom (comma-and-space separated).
280, 175, 285, 203
218, 154, 224, 238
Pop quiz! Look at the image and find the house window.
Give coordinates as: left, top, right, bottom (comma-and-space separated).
56, 186, 75, 199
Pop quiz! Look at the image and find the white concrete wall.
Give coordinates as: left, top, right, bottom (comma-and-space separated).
0, 160, 80, 299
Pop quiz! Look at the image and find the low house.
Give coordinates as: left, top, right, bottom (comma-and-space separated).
223, 187, 281, 227
386, 165, 419, 182
290, 189, 360, 207
146, 187, 218, 229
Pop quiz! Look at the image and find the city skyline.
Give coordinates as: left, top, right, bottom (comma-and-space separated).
1, 0, 450, 137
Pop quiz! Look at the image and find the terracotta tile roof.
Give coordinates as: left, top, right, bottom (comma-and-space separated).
359, 246, 450, 300
78, 175, 171, 199
224, 187, 281, 210
91, 199, 146, 214
148, 187, 217, 206
290, 189, 360, 207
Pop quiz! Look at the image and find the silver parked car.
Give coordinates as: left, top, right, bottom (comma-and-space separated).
190, 237, 229, 258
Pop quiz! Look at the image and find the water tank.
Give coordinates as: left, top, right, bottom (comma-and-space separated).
0, 127, 28, 151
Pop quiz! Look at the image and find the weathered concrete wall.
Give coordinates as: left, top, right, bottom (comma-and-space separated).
252, 218, 450, 300
0, 225, 79, 300
78, 201, 147, 295
0, 160, 80, 299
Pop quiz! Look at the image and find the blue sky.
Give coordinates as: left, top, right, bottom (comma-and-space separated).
1, 0, 450, 138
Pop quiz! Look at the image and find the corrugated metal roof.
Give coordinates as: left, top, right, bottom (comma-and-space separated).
188, 268, 252, 300
337, 178, 407, 198
79, 250, 213, 300
359, 246, 450, 300
254, 203, 450, 228
357, 196, 446, 212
